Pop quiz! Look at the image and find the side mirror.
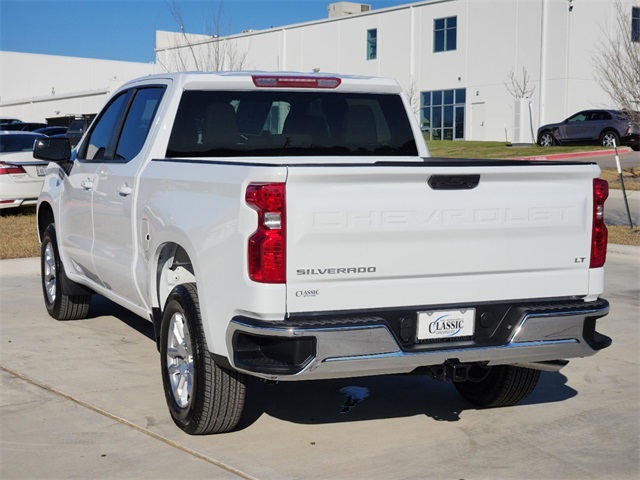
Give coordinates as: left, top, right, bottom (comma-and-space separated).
33, 137, 71, 162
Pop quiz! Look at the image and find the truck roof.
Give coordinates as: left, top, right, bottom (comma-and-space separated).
123, 71, 404, 94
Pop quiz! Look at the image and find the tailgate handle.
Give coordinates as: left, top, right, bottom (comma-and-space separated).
428, 175, 480, 190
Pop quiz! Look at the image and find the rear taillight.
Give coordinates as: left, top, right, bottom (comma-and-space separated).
246, 183, 286, 283
590, 178, 609, 268
0, 162, 26, 175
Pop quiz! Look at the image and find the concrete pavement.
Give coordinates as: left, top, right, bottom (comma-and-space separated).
1, 251, 638, 480
606, 188, 639, 227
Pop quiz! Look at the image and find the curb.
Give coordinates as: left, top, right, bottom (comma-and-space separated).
515, 147, 633, 161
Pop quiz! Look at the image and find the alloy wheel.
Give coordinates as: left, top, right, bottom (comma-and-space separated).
166, 312, 194, 408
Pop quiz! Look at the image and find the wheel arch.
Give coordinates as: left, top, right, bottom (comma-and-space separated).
37, 202, 55, 241
600, 128, 621, 138
537, 129, 556, 146
153, 242, 197, 311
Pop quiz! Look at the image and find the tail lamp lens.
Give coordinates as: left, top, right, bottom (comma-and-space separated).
590, 178, 609, 268
0, 162, 26, 175
246, 183, 286, 283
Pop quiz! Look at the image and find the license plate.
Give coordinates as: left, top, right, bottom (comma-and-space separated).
417, 309, 475, 341
36, 166, 47, 176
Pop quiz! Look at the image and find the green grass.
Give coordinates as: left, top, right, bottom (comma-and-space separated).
426, 140, 608, 159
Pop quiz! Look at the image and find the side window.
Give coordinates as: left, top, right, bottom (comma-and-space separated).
263, 101, 291, 135
568, 112, 587, 123
115, 87, 165, 160
434, 16, 457, 52
632, 7, 639, 43
367, 29, 377, 60
83, 92, 129, 160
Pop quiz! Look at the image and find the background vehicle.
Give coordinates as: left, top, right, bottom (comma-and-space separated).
0, 131, 48, 210
34, 126, 69, 136
65, 115, 95, 147
537, 109, 640, 150
0, 122, 48, 132
0, 117, 23, 125
35, 72, 611, 435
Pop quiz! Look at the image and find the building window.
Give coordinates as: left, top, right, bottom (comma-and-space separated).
633, 7, 639, 43
434, 16, 457, 52
367, 29, 377, 60
421, 89, 466, 141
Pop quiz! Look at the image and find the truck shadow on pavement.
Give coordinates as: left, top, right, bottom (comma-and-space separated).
87, 294, 156, 341
239, 370, 577, 428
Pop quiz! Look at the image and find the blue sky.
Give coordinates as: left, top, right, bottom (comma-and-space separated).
0, 0, 408, 63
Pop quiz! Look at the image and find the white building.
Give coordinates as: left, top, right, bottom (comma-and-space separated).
0, 51, 157, 123
155, 0, 639, 143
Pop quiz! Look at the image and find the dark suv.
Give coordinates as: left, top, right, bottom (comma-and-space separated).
66, 115, 95, 147
537, 109, 640, 151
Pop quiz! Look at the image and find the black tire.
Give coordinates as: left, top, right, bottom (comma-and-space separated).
600, 130, 620, 148
41, 224, 91, 320
537, 131, 556, 147
160, 283, 247, 435
630, 144, 639, 152
453, 364, 540, 408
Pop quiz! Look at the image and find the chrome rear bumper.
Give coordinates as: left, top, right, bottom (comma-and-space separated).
226, 299, 610, 381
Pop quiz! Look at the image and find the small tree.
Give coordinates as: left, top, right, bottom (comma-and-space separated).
405, 76, 421, 118
504, 67, 536, 99
594, 1, 640, 122
159, 0, 247, 72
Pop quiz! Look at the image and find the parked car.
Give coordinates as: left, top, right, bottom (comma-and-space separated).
0, 117, 23, 125
66, 115, 95, 147
0, 131, 48, 210
36, 72, 610, 435
34, 126, 69, 136
0, 122, 48, 132
537, 109, 640, 150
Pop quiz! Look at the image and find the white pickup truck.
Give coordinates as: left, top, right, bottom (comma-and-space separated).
35, 72, 611, 435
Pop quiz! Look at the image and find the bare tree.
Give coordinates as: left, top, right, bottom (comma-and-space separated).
594, 1, 640, 122
159, 0, 248, 72
405, 76, 421, 118
504, 67, 536, 99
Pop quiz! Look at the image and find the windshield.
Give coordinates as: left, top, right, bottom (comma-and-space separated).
166, 90, 418, 157
0, 134, 43, 153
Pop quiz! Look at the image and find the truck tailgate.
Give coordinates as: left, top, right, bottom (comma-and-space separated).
285, 161, 599, 313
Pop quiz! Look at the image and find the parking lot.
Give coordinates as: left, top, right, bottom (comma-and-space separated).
1, 247, 638, 480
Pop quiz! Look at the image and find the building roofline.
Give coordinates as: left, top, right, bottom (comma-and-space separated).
155, 0, 452, 53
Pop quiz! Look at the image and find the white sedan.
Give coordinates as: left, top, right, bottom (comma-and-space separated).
0, 131, 49, 210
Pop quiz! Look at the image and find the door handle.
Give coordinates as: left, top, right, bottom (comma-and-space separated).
118, 184, 133, 197
80, 179, 93, 190
428, 175, 481, 190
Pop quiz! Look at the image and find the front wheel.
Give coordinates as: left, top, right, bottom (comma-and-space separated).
160, 283, 247, 434
537, 131, 556, 147
40, 224, 91, 320
453, 364, 540, 408
600, 131, 620, 148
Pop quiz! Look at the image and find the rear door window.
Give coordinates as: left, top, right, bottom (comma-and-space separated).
115, 87, 165, 160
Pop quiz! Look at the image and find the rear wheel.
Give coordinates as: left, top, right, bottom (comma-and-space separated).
160, 283, 247, 434
600, 131, 620, 148
40, 224, 91, 320
453, 364, 540, 408
537, 131, 556, 147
